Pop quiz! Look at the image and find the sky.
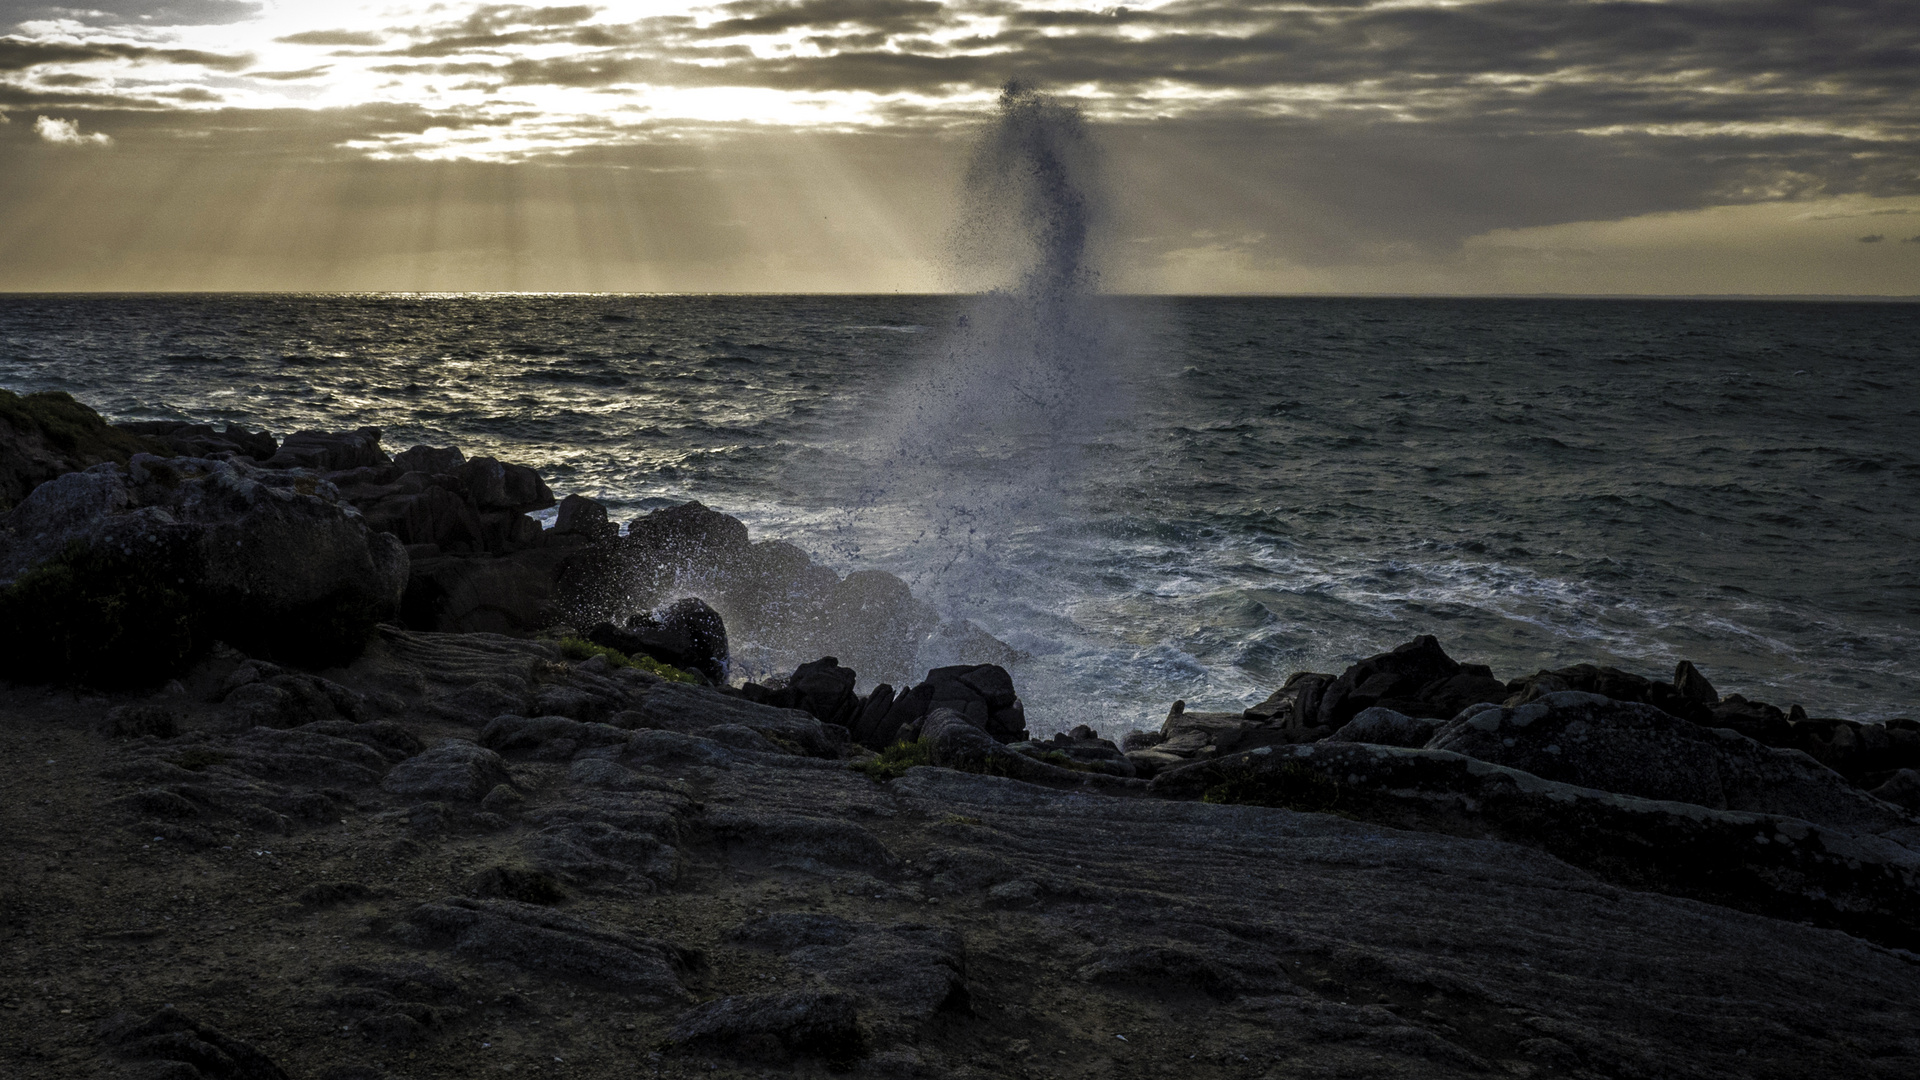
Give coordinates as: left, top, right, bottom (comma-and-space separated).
1, 0, 1917, 294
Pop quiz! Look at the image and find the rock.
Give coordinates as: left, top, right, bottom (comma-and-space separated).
460, 456, 554, 513
99, 1005, 291, 1079
361, 487, 485, 552
1152, 740, 1920, 950
589, 597, 730, 683
1503, 663, 1655, 709
0, 455, 407, 684
666, 991, 864, 1064
784, 657, 861, 726
220, 663, 370, 728
847, 683, 896, 747
1326, 707, 1440, 748
265, 427, 388, 472
399, 896, 697, 996
0, 388, 164, 510
552, 493, 609, 536
401, 547, 584, 634
864, 664, 1027, 750
118, 420, 276, 462
1317, 636, 1464, 726
619, 679, 848, 757
1872, 769, 1920, 813
390, 445, 465, 475
478, 714, 632, 757
1011, 724, 1136, 776
463, 866, 566, 905
1673, 659, 1719, 705
917, 708, 1141, 790
1249, 671, 1336, 731
381, 742, 512, 801
1157, 710, 1265, 759
1428, 693, 1916, 837
103, 704, 182, 739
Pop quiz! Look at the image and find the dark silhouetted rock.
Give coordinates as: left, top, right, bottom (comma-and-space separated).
118, 420, 276, 462
552, 493, 609, 536
1427, 693, 1916, 837
865, 664, 1027, 749
1316, 636, 1463, 726
1152, 739, 1920, 950
1, 388, 166, 510
390, 445, 465, 475
0, 454, 407, 683
1326, 707, 1440, 748
266, 427, 388, 472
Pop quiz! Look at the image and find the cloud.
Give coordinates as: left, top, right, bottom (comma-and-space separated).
1859, 234, 1885, 242
3, 2, 262, 29
0, 37, 254, 72
275, 30, 386, 47
250, 66, 330, 81
34, 114, 110, 145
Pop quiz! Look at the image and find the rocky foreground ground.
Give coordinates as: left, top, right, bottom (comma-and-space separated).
4, 390, 1920, 1080
5, 629, 1920, 1080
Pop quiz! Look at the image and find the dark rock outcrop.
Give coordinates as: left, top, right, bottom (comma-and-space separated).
1, 388, 166, 510
858, 664, 1027, 750
1152, 740, 1920, 950
0, 454, 407, 684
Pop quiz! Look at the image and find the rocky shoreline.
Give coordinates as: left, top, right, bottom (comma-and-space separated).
4, 389, 1920, 1080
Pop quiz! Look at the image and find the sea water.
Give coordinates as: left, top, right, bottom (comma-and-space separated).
1, 292, 1916, 733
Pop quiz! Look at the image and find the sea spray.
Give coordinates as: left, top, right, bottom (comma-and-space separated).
829, 83, 1138, 631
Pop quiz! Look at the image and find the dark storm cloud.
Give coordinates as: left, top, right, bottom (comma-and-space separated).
0, 36, 253, 71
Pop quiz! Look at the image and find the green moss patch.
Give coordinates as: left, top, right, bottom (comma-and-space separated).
853, 738, 933, 781
551, 635, 701, 684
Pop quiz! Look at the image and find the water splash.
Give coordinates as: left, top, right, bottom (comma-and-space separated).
832, 83, 1132, 593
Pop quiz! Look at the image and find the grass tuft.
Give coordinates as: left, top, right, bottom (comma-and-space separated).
551, 635, 702, 684
852, 738, 933, 782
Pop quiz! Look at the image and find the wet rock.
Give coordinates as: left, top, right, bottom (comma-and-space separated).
99, 1005, 290, 1080
380, 741, 512, 801
914, 708, 1143, 790
389, 445, 464, 475
1317, 635, 1464, 726
1428, 693, 1916, 837
589, 596, 730, 684
398, 896, 697, 996
866, 664, 1027, 749
551, 493, 609, 537
1326, 707, 1440, 748
666, 991, 864, 1065
621, 679, 847, 757
460, 456, 554, 514
1011, 725, 1136, 777
784, 656, 861, 726
1153, 740, 1920, 950
265, 428, 388, 472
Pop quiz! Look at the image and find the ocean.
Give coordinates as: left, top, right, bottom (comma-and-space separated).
2, 292, 1916, 734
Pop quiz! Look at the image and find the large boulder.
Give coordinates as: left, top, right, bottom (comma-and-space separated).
588, 597, 731, 684
0, 454, 407, 685
1427, 693, 1918, 839
860, 664, 1027, 750
1315, 635, 1474, 726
